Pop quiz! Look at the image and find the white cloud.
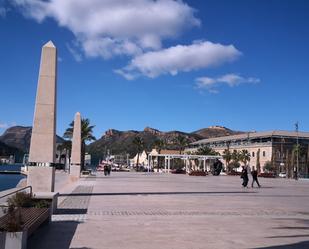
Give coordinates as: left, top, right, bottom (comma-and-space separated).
66, 43, 82, 62
0, 122, 8, 129
113, 69, 137, 81
196, 73, 260, 92
12, 0, 200, 58
0, 121, 16, 129
116, 41, 241, 79
82, 37, 142, 59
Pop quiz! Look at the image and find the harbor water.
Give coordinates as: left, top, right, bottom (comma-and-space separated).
0, 164, 25, 192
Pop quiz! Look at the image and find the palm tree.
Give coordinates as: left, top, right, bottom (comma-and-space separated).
230, 150, 241, 172
133, 136, 144, 171
174, 135, 190, 154
153, 139, 165, 172
63, 118, 96, 171
293, 144, 306, 160
240, 149, 251, 166
222, 149, 232, 172
292, 144, 306, 178
196, 146, 219, 156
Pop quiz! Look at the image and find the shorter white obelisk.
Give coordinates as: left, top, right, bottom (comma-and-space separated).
70, 112, 82, 180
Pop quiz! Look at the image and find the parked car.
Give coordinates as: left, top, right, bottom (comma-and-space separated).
279, 172, 287, 178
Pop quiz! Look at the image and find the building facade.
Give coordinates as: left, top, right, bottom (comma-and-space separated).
189, 131, 309, 178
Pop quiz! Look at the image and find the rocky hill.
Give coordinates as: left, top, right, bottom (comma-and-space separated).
87, 127, 201, 163
87, 126, 243, 163
0, 125, 243, 164
0, 126, 65, 153
192, 126, 244, 138
0, 140, 24, 162
0, 126, 32, 152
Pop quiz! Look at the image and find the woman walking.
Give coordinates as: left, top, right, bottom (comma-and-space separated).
251, 166, 261, 188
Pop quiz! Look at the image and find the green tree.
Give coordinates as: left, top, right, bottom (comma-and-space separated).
292, 144, 306, 160
222, 149, 232, 172
196, 146, 219, 156
173, 135, 190, 154
133, 136, 144, 171
230, 150, 241, 172
153, 139, 165, 172
240, 149, 251, 166
263, 161, 275, 173
63, 118, 96, 171
292, 144, 306, 178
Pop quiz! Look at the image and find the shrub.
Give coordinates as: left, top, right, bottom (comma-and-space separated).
34, 200, 50, 208
228, 161, 240, 172
7, 192, 33, 208
258, 172, 275, 178
263, 161, 275, 173
1, 207, 24, 232
189, 171, 207, 176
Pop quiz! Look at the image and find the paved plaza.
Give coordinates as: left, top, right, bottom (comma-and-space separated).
28, 172, 309, 249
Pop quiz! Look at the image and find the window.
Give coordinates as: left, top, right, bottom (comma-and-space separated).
252, 152, 255, 157
263, 151, 266, 157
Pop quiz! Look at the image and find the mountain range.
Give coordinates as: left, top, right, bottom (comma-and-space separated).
0, 125, 243, 163
87, 126, 243, 163
0, 126, 64, 162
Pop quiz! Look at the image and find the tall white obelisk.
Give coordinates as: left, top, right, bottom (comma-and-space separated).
27, 41, 57, 192
70, 112, 82, 180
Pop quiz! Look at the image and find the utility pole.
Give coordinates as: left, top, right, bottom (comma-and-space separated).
295, 122, 299, 180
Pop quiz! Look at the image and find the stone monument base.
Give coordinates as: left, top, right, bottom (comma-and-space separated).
27, 166, 55, 192
70, 165, 81, 181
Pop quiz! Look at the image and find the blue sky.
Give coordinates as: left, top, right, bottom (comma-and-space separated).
0, 0, 308, 138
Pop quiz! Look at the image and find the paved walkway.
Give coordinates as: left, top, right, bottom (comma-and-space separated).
28, 172, 309, 249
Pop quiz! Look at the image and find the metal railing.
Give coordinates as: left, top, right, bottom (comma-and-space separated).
0, 186, 33, 200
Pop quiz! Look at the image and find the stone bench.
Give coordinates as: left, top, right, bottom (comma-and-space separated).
0, 207, 50, 249
81, 170, 91, 176
32, 192, 59, 215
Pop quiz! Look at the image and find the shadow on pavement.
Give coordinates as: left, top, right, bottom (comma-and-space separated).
70, 248, 92, 249
267, 234, 309, 238
55, 208, 88, 215
59, 191, 256, 197
253, 241, 309, 249
274, 226, 309, 230
27, 221, 80, 249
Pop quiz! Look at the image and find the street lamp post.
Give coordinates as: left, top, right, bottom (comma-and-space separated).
295, 122, 299, 180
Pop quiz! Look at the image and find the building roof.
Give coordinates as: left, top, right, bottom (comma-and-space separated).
191, 130, 309, 145
149, 149, 179, 155
160, 149, 180, 155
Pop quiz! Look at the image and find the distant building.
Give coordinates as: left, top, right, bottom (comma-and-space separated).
108, 154, 129, 166
131, 149, 180, 168
85, 153, 91, 166
0, 155, 15, 164
189, 130, 309, 178
132, 150, 148, 166
149, 149, 180, 156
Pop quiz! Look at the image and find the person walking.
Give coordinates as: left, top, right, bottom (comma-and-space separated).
104, 164, 108, 176
251, 166, 261, 188
241, 165, 249, 188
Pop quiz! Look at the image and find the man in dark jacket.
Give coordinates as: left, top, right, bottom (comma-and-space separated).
241, 166, 249, 188
251, 166, 261, 188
